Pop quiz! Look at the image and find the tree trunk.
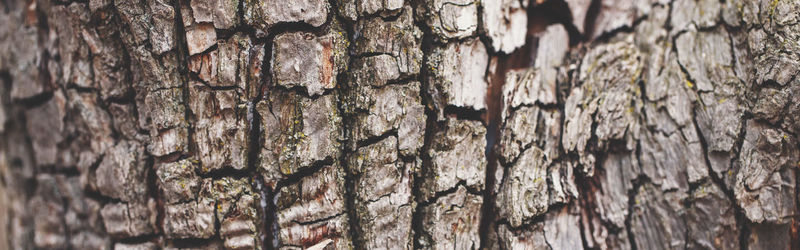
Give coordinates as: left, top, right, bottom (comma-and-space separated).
1, 0, 798, 249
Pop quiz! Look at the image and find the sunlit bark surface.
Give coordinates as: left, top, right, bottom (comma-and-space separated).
0, 0, 798, 249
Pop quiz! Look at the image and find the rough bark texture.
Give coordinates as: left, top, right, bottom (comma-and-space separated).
1, 0, 798, 249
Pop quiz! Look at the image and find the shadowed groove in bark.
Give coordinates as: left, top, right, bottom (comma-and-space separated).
411, 11, 436, 247
248, 101, 273, 249
675, 30, 754, 250
582, 0, 601, 41
575, 171, 595, 249
624, 174, 648, 250
330, 0, 363, 243
690, 92, 751, 250
479, 1, 579, 247
243, 7, 306, 250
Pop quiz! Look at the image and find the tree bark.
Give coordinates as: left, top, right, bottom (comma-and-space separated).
0, 0, 798, 249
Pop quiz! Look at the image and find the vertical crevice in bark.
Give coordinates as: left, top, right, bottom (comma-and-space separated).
690, 82, 751, 250
170, 0, 193, 164
479, 1, 575, 244
479, 58, 502, 248
252, 175, 276, 250
248, 100, 272, 249
410, 28, 435, 250
247, 3, 274, 246
341, 155, 361, 250
733, 118, 752, 250
625, 179, 639, 250
625, 174, 650, 250
739, 212, 751, 250
582, 0, 601, 41
478, 47, 533, 249
576, 168, 597, 249
332, 9, 361, 245
144, 155, 164, 239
